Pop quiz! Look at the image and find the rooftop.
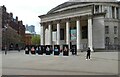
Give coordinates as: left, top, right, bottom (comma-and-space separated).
47, 0, 119, 14
68, 0, 117, 2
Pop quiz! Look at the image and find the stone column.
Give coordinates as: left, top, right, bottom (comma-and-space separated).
48, 24, 52, 45
66, 20, 70, 48
119, 8, 120, 19
108, 6, 112, 18
94, 5, 96, 14
114, 7, 117, 19
57, 22, 60, 45
102, 5, 104, 12
41, 25, 45, 45
76, 18, 81, 51
88, 16, 94, 51
110, 6, 112, 18
99, 5, 102, 13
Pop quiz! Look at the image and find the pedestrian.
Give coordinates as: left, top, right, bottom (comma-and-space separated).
71, 45, 77, 55
86, 47, 91, 60
5, 45, 7, 55
18, 46, 20, 52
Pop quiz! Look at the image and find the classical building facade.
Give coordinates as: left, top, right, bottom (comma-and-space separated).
39, 0, 120, 51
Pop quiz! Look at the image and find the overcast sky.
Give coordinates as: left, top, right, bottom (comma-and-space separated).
0, 0, 68, 34
0, 0, 120, 34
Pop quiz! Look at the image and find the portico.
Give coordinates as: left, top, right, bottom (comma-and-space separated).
40, 14, 94, 51
39, 2, 96, 51
39, 0, 120, 51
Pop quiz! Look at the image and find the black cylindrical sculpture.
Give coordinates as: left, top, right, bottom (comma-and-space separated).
63, 45, 69, 56
71, 45, 77, 55
46, 45, 51, 55
25, 45, 29, 54
54, 45, 60, 55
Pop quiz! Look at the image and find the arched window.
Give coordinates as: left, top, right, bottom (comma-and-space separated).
105, 26, 109, 34
114, 37, 118, 45
105, 37, 110, 45
114, 26, 117, 34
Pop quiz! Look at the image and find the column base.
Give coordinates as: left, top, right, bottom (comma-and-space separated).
90, 48, 94, 52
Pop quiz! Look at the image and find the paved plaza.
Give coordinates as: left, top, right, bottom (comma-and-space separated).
0, 50, 119, 75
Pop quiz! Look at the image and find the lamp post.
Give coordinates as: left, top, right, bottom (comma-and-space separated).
3, 24, 8, 55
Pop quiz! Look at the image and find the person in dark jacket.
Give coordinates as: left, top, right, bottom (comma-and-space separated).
86, 47, 91, 60
5, 45, 7, 55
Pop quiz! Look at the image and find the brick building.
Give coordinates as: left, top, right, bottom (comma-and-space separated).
25, 32, 32, 46
0, 5, 25, 50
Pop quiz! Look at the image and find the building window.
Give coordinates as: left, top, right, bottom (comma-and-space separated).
105, 26, 109, 34
114, 26, 117, 34
112, 6, 115, 19
60, 29, 64, 40
116, 7, 119, 19
114, 37, 118, 45
105, 37, 110, 45
82, 26, 88, 39
95, 5, 99, 13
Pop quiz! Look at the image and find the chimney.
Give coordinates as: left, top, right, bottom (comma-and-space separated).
16, 16, 18, 23
10, 12, 13, 18
20, 20, 23, 25
10, 12, 13, 21
18, 20, 23, 25
2, 5, 6, 12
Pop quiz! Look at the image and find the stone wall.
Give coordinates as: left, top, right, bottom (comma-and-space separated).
0, 6, 2, 50
93, 15, 105, 49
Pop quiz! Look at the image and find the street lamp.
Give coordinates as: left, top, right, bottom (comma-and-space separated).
3, 24, 8, 55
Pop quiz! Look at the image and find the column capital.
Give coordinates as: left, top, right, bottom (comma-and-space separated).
56, 20, 61, 23
47, 21, 53, 25
40, 22, 46, 26
65, 18, 71, 22
75, 16, 81, 20
88, 14, 93, 19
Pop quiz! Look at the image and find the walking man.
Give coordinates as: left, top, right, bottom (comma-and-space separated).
5, 45, 7, 55
86, 47, 91, 60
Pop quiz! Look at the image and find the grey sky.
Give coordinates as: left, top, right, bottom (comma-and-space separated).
0, 0, 120, 34
0, 0, 68, 34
